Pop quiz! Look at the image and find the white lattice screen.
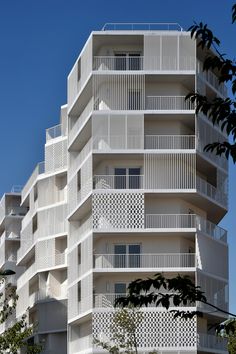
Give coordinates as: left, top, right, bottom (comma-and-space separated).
45, 139, 67, 173
92, 192, 144, 230
37, 203, 67, 237
144, 153, 196, 189
93, 309, 197, 349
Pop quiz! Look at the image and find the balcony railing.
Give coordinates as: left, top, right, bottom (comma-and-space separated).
69, 98, 93, 146
94, 175, 143, 190
46, 124, 64, 142
94, 253, 196, 269
196, 176, 228, 207
93, 56, 196, 71
198, 333, 227, 351
145, 135, 196, 149
197, 60, 227, 97
102, 23, 184, 31
94, 293, 194, 308
145, 214, 196, 229
21, 162, 45, 202
146, 96, 194, 110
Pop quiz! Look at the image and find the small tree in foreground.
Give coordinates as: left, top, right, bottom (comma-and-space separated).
115, 274, 236, 352
94, 307, 158, 354
0, 273, 41, 354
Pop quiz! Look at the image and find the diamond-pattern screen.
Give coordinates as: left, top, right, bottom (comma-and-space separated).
92, 192, 144, 230
93, 309, 197, 349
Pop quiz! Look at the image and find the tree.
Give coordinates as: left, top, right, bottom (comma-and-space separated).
186, 3, 236, 161
0, 271, 41, 354
115, 274, 235, 352
94, 307, 158, 354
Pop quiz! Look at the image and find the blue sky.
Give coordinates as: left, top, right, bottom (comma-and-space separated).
0, 0, 235, 312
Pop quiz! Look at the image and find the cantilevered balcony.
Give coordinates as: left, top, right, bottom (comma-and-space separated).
94, 253, 196, 270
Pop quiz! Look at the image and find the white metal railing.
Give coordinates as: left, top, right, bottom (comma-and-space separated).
6, 206, 28, 217
94, 253, 196, 269
69, 217, 92, 249
69, 98, 93, 146
145, 214, 196, 229
93, 175, 143, 190
21, 162, 45, 202
196, 176, 228, 207
145, 135, 196, 149
146, 96, 194, 110
102, 23, 184, 31
69, 138, 92, 178
94, 293, 194, 308
93, 56, 144, 71
93, 135, 143, 150
197, 216, 227, 243
10, 185, 23, 193
7, 232, 19, 239
93, 55, 195, 71
197, 60, 227, 97
46, 124, 62, 142
198, 333, 227, 351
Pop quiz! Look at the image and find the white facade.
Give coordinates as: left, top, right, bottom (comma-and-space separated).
66, 25, 228, 354
0, 24, 228, 354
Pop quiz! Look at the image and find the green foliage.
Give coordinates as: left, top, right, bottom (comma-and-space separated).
94, 308, 158, 354
0, 281, 41, 354
187, 3, 236, 162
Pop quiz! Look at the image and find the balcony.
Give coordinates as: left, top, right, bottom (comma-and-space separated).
94, 253, 196, 270
198, 333, 227, 352
69, 98, 93, 146
93, 55, 196, 72
69, 138, 92, 178
21, 162, 45, 203
146, 96, 194, 110
145, 135, 196, 150
46, 124, 62, 142
197, 60, 227, 97
196, 176, 228, 208
94, 293, 194, 309
93, 175, 144, 190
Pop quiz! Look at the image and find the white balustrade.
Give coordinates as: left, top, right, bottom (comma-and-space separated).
196, 176, 228, 207
145, 214, 196, 229
197, 60, 227, 97
93, 55, 195, 71
69, 98, 93, 145
94, 293, 194, 309
93, 135, 143, 150
10, 185, 23, 193
69, 138, 92, 178
46, 124, 62, 142
22, 162, 45, 202
94, 253, 196, 269
146, 96, 194, 110
197, 216, 227, 242
69, 217, 92, 249
198, 333, 227, 351
93, 175, 143, 190
145, 135, 196, 149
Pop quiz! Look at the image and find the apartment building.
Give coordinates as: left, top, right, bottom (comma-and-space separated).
0, 23, 228, 354
66, 24, 228, 354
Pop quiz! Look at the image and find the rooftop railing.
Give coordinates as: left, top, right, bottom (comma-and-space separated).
102, 23, 184, 31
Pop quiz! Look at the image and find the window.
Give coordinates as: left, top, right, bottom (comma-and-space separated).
115, 53, 141, 71
114, 283, 127, 295
77, 58, 81, 81
114, 244, 141, 268
114, 168, 141, 189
